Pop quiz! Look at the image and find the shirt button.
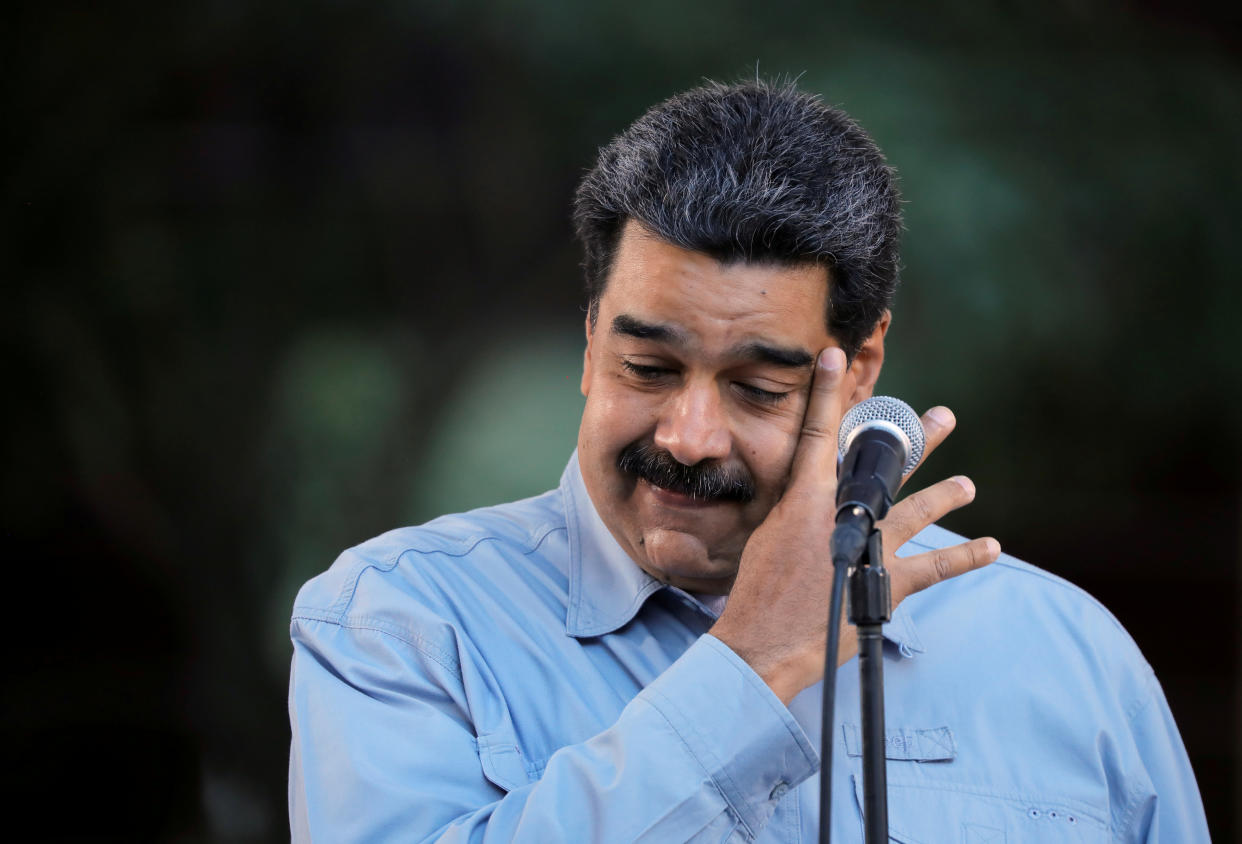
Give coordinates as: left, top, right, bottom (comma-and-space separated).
769, 782, 789, 800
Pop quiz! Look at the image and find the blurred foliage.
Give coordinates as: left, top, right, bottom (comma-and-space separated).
406, 329, 584, 524
6, 0, 1241, 839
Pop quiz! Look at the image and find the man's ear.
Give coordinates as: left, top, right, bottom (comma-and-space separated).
581, 313, 595, 397
847, 310, 890, 405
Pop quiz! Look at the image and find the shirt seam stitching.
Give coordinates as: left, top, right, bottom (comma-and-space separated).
401, 520, 562, 560
291, 612, 461, 674
318, 520, 565, 619
1115, 671, 1161, 837
1116, 776, 1151, 841
1123, 668, 1159, 722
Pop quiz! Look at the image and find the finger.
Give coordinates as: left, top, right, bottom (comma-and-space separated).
787, 347, 847, 492
911, 406, 956, 475
920, 406, 956, 455
896, 536, 1001, 596
879, 475, 976, 546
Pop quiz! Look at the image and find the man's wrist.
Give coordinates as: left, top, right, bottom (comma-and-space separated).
708, 625, 810, 706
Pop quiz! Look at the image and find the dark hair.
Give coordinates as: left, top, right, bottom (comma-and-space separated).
571, 79, 902, 358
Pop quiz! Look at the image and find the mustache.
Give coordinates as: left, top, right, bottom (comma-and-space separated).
617, 442, 755, 503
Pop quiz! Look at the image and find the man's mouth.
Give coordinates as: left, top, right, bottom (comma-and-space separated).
640, 478, 725, 509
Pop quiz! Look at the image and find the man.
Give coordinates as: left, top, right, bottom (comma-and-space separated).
288, 81, 1208, 841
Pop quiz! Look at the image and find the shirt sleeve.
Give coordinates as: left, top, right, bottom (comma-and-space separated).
1119, 671, 1211, 843
289, 618, 818, 843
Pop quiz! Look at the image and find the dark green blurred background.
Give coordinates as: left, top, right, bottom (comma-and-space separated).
6, 1, 1240, 840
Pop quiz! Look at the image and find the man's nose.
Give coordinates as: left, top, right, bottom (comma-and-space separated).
653, 380, 732, 466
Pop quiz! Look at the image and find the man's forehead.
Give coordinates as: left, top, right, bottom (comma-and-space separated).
600, 222, 831, 346
615, 218, 829, 278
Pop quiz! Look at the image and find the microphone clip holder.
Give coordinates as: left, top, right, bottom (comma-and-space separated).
847, 529, 891, 628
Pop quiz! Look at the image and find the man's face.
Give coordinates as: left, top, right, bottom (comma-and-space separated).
578, 221, 885, 594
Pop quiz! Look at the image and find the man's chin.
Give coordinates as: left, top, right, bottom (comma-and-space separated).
637, 526, 740, 592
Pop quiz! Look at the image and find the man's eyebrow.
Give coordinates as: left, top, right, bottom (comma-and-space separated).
611, 314, 814, 369
610, 314, 687, 344
733, 341, 815, 369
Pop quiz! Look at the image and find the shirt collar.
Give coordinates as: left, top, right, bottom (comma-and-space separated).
562, 450, 664, 637
559, 451, 925, 655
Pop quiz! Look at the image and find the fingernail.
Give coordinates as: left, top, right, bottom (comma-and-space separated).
953, 475, 975, 498
984, 537, 1001, 559
927, 406, 954, 428
818, 348, 844, 372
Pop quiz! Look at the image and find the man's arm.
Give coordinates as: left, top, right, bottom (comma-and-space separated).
289, 615, 818, 842
1118, 671, 1211, 842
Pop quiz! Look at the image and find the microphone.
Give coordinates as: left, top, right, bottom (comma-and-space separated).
831, 396, 925, 568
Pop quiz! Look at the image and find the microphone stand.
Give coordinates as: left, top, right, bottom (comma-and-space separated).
848, 527, 890, 844
820, 518, 891, 843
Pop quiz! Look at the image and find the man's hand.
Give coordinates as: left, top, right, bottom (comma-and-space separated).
710, 347, 1000, 704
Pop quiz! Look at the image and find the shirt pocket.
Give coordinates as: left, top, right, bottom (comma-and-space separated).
851, 774, 1110, 843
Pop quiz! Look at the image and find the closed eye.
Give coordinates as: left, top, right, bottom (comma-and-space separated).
733, 382, 791, 406
621, 360, 673, 380
622, 359, 791, 406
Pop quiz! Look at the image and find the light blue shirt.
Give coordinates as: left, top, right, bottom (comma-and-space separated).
289, 453, 1208, 842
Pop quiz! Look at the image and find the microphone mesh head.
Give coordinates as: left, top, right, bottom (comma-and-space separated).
838, 396, 926, 475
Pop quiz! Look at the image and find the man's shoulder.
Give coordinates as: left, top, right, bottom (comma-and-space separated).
905, 523, 1151, 677
907, 523, 1130, 616
292, 488, 569, 626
